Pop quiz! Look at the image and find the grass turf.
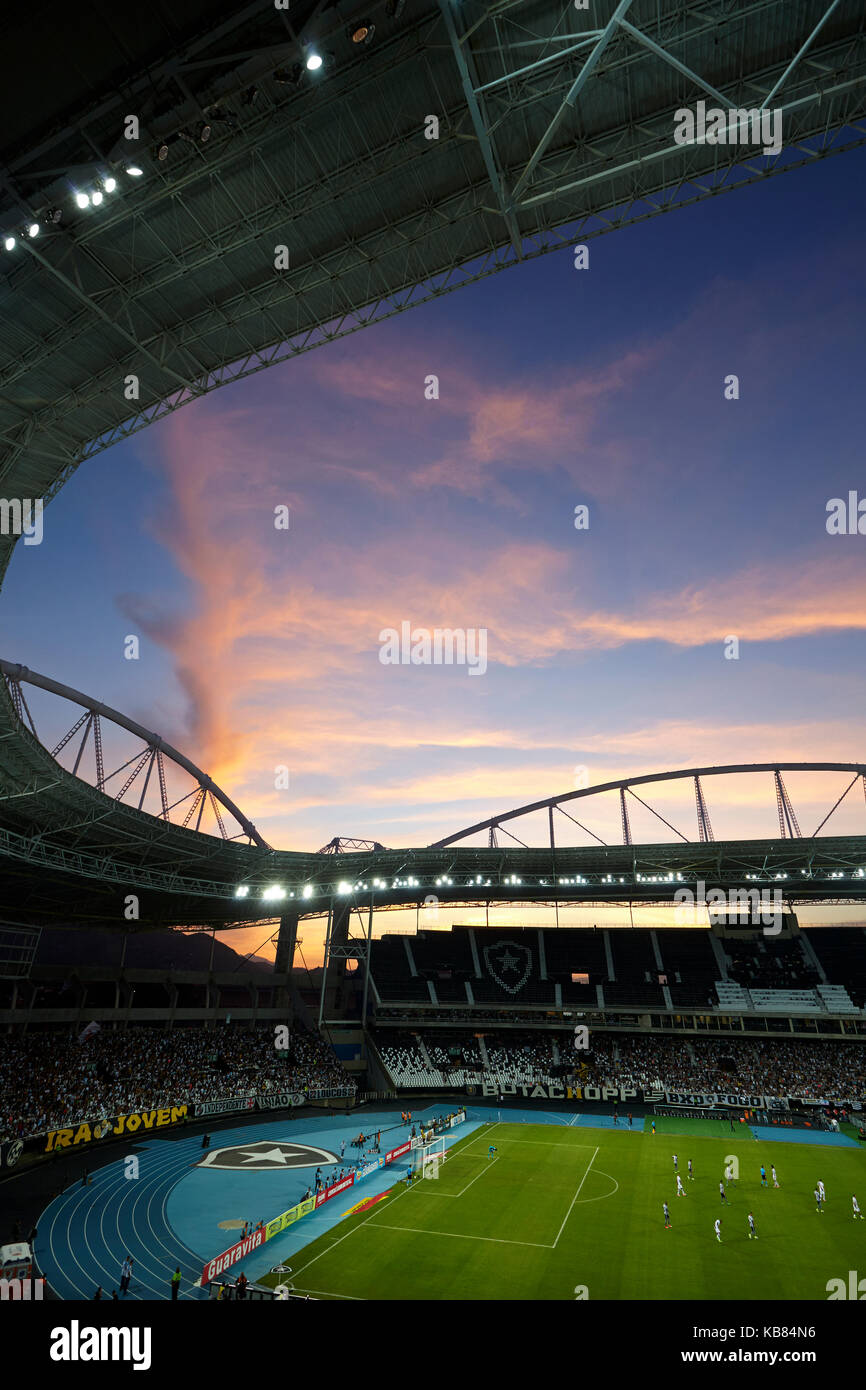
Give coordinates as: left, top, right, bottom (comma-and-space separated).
257, 1120, 866, 1301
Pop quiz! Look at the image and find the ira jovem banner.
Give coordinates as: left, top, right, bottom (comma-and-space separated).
42, 1106, 189, 1152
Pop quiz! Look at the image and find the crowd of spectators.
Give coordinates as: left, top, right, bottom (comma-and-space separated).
0, 1025, 354, 1141
376, 1028, 865, 1101
575, 1034, 866, 1100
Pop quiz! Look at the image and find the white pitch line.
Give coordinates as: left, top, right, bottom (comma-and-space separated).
463, 1137, 598, 1149
452, 1155, 499, 1198
368, 1222, 553, 1250
552, 1145, 598, 1248
290, 1181, 413, 1281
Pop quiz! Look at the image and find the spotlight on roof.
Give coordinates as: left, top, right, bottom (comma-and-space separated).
75, 192, 90, 208
126, 165, 143, 177
305, 51, 323, 71
27, 223, 39, 237
157, 143, 169, 161
350, 20, 375, 44
90, 190, 103, 206
103, 177, 117, 193
4, 236, 15, 250
234, 885, 250, 898
197, 122, 211, 143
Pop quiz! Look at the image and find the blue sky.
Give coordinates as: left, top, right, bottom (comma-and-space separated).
4, 144, 866, 954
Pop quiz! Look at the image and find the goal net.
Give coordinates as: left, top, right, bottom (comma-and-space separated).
413, 1137, 447, 1180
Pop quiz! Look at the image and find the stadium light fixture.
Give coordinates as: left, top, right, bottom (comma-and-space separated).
103, 176, 117, 193
263, 885, 286, 901
337, 881, 351, 895
91, 190, 103, 206
302, 884, 314, 899
27, 223, 39, 237
305, 51, 323, 71
126, 165, 143, 177
234, 885, 249, 898
350, 20, 375, 45
4, 236, 14, 250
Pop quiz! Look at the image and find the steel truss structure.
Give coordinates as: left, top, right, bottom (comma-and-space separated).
1, 3, 865, 931
2, 1, 866, 585
2, 654, 866, 926
430, 763, 866, 848
0, 659, 266, 847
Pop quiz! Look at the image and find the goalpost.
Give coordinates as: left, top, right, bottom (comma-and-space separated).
412, 1136, 447, 1180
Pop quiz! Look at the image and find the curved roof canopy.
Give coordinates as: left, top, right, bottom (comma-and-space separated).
2, 0, 865, 586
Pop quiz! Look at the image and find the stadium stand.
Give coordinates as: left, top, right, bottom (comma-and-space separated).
655, 929, 721, 1008
0, 1026, 354, 1143
372, 1027, 866, 1102
805, 928, 866, 1007
368, 926, 866, 1021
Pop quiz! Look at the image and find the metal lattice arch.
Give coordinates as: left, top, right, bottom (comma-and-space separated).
1, 2, 866, 929
0, 659, 267, 849
430, 764, 866, 849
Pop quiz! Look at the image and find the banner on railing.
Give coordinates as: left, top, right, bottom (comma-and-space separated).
315, 1173, 355, 1208
257, 1092, 305, 1110
202, 1228, 267, 1284
195, 1097, 256, 1118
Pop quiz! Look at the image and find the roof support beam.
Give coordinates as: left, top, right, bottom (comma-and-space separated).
760, 0, 843, 109
511, 0, 634, 203
616, 18, 730, 108
514, 75, 866, 210
437, 0, 522, 256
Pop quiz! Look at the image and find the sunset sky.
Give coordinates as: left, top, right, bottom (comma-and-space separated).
5, 147, 866, 962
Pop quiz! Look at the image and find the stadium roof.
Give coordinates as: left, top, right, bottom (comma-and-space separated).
2, 1, 865, 589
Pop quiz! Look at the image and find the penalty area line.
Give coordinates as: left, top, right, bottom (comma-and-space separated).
552, 1145, 598, 1249
368, 1221, 553, 1249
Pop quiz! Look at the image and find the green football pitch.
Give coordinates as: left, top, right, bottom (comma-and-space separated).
261, 1121, 866, 1301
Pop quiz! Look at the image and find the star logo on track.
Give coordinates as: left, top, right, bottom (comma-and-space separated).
197, 1141, 337, 1171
